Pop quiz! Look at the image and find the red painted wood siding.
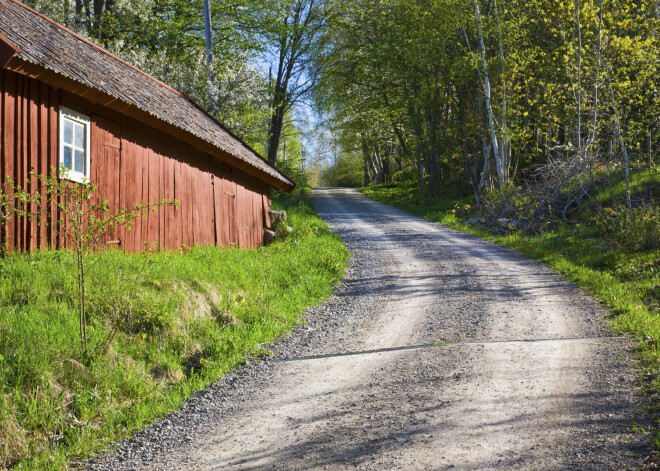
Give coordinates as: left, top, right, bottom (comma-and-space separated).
0, 69, 271, 252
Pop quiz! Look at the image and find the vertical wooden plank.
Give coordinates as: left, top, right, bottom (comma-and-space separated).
246, 179, 253, 248
234, 176, 241, 248
236, 175, 247, 248
147, 143, 159, 247
12, 74, 21, 251
38, 82, 48, 248
173, 157, 182, 249
220, 171, 229, 246
180, 160, 193, 247
192, 166, 201, 246
4, 70, 16, 253
106, 148, 121, 242
245, 181, 253, 248
158, 140, 166, 248
201, 163, 214, 245
186, 161, 195, 247
248, 178, 257, 248
224, 170, 237, 247
191, 166, 203, 245
118, 117, 128, 250
213, 173, 222, 246
131, 138, 145, 252
48, 88, 59, 249
90, 119, 102, 241
0, 70, 3, 251
206, 171, 214, 244
124, 122, 144, 253
97, 119, 110, 246
262, 190, 271, 229
253, 181, 262, 248
0, 69, 7, 252
0, 70, 5, 251
28, 79, 39, 251
96, 116, 121, 245
243, 177, 251, 248
122, 138, 137, 252
252, 181, 259, 248
140, 138, 149, 249
245, 179, 253, 248
167, 158, 176, 250
5, 70, 16, 253
13, 74, 20, 251
17, 75, 26, 251
162, 152, 175, 250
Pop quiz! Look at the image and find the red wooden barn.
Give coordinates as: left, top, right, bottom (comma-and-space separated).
0, 0, 295, 253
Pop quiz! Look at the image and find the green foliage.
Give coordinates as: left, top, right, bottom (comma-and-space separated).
317, 0, 660, 200
362, 178, 473, 219
592, 205, 660, 252
479, 184, 539, 222
0, 196, 348, 470
320, 152, 363, 187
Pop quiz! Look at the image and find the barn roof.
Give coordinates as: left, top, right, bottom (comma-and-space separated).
0, 0, 295, 192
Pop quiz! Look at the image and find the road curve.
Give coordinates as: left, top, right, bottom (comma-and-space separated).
87, 187, 650, 470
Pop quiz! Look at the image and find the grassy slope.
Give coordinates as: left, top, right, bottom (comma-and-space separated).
0, 190, 349, 470
362, 175, 660, 367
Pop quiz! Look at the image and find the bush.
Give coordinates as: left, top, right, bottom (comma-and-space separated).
479, 184, 541, 222
592, 204, 660, 252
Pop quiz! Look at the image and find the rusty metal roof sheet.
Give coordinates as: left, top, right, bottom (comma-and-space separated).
0, 0, 294, 191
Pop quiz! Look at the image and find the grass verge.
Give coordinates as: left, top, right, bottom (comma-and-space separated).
0, 189, 349, 470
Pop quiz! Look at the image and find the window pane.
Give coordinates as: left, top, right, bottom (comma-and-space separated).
74, 149, 85, 174
74, 122, 85, 149
63, 119, 73, 145
63, 146, 72, 169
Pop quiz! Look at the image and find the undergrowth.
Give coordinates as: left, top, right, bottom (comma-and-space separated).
0, 188, 349, 470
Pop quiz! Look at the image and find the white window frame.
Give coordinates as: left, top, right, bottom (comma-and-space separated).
59, 107, 91, 184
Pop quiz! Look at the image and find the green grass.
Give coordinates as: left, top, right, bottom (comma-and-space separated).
0, 189, 349, 470
362, 177, 660, 367
592, 166, 660, 206
361, 179, 473, 219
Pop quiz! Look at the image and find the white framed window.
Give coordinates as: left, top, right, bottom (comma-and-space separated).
59, 107, 91, 183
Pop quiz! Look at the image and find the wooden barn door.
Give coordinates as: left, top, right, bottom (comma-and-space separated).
212, 169, 237, 247
91, 115, 121, 246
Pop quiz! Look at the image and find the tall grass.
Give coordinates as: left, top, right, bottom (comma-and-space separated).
0, 190, 349, 470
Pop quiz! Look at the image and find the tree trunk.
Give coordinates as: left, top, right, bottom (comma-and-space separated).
267, 90, 287, 165
591, 0, 603, 144
648, 128, 653, 170
474, 0, 505, 186
492, 0, 511, 177
575, 0, 582, 151
75, 0, 84, 27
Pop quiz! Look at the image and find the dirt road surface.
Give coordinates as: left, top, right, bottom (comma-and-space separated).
87, 187, 651, 470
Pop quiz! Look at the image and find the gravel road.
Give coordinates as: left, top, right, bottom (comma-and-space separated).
86, 187, 652, 470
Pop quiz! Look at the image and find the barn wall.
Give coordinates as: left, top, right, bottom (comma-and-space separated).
0, 68, 271, 252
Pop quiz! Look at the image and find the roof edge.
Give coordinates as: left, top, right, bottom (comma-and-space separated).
185, 97, 296, 191
5, 56, 296, 192
0, 32, 20, 69
6, 0, 183, 97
